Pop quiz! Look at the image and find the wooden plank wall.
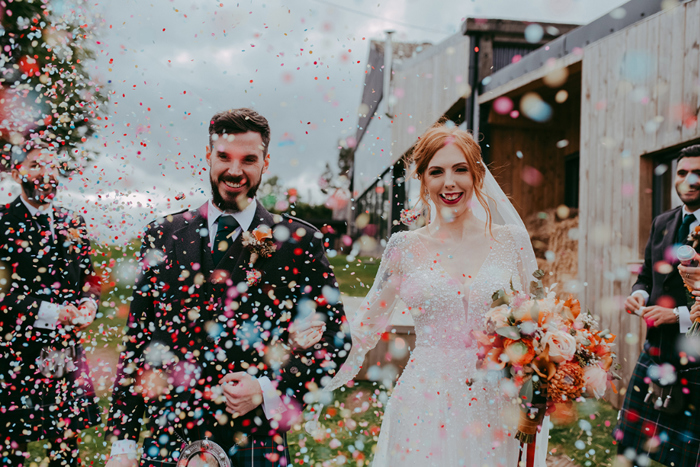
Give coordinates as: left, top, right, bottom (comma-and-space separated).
579, 0, 700, 407
488, 83, 581, 220
391, 34, 471, 161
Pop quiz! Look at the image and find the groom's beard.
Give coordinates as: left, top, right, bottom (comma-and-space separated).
22, 177, 57, 204
210, 173, 262, 212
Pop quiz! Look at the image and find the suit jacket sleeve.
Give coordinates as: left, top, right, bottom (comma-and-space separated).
631, 216, 656, 295
77, 215, 101, 304
107, 224, 159, 442
276, 230, 352, 405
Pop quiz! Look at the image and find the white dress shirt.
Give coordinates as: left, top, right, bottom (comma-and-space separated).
111, 198, 285, 456
632, 205, 700, 332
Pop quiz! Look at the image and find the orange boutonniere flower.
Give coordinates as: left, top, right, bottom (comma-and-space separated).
242, 225, 277, 264
251, 225, 273, 242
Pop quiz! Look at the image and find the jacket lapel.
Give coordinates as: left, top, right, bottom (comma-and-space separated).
662, 206, 684, 285
215, 201, 276, 287
174, 203, 212, 277
53, 208, 80, 283
6, 198, 55, 267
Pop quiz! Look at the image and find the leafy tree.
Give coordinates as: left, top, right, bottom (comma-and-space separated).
0, 0, 106, 170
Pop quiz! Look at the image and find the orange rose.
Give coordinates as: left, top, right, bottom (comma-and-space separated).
503, 338, 535, 366
252, 225, 273, 242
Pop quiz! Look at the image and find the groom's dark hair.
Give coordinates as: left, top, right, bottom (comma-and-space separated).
678, 144, 700, 162
208, 108, 271, 155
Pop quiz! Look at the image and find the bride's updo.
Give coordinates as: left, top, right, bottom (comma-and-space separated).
408, 123, 494, 232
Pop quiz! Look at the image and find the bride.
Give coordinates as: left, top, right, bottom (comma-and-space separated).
321, 123, 550, 467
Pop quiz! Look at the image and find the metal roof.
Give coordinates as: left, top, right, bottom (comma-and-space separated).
479, 0, 666, 93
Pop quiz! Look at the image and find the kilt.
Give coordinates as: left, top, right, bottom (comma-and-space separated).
139, 432, 291, 467
614, 351, 700, 467
0, 346, 101, 443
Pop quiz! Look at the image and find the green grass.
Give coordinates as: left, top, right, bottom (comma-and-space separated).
328, 254, 380, 297
24, 247, 629, 467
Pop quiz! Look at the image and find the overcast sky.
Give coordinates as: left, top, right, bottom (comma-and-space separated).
0, 0, 629, 244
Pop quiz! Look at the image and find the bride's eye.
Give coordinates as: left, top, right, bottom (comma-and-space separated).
429, 169, 442, 176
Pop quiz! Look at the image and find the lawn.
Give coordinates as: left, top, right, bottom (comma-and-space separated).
22, 251, 627, 467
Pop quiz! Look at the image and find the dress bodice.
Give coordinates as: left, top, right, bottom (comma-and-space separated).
398, 228, 528, 351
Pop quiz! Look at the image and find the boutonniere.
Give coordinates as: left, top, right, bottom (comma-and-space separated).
58, 216, 86, 253
241, 225, 277, 264
688, 225, 700, 248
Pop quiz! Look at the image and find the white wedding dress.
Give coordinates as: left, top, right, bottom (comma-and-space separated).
327, 225, 549, 467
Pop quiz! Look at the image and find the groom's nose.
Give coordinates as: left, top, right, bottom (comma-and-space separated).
226, 161, 244, 177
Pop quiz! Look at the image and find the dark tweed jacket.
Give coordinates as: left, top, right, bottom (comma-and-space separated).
616, 206, 700, 466
0, 196, 102, 441
107, 201, 351, 450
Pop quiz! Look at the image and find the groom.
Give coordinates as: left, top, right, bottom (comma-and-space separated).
615, 144, 700, 466
106, 108, 351, 466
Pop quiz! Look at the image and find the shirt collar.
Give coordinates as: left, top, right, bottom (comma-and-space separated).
208, 198, 257, 233
682, 205, 700, 219
19, 195, 53, 219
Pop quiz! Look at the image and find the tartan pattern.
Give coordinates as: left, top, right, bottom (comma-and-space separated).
138, 433, 291, 467
231, 433, 291, 467
0, 375, 101, 443
614, 351, 700, 467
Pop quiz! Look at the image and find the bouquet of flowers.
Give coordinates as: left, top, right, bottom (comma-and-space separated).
473, 271, 617, 444
683, 226, 700, 336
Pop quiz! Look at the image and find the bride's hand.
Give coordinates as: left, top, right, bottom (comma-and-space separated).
289, 314, 326, 349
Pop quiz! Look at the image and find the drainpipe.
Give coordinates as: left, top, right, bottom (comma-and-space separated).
383, 30, 395, 117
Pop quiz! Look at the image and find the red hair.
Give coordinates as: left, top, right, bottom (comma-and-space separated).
407, 123, 494, 235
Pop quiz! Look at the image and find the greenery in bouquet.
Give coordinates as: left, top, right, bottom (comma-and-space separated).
473, 271, 617, 444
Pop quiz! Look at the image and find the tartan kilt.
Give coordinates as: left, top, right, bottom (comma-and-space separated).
139, 432, 291, 467
0, 344, 101, 443
614, 351, 700, 467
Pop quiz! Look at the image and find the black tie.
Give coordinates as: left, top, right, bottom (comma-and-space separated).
678, 213, 696, 244
213, 215, 239, 265
35, 213, 54, 243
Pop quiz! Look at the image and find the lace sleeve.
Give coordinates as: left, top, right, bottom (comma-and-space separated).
507, 225, 538, 293
324, 232, 405, 391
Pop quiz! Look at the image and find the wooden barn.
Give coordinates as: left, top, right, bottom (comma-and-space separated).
478, 0, 700, 405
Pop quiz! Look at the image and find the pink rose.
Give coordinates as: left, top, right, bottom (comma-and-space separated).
541, 329, 577, 363
485, 305, 511, 328
583, 364, 608, 399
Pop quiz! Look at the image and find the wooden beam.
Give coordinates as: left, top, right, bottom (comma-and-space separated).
478, 54, 582, 104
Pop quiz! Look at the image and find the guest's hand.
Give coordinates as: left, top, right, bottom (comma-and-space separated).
220, 372, 263, 417
74, 301, 97, 330
678, 263, 700, 290
105, 453, 138, 467
624, 294, 645, 315
643, 306, 677, 326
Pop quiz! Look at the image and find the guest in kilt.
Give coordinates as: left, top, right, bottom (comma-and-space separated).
0, 143, 102, 466
615, 144, 700, 467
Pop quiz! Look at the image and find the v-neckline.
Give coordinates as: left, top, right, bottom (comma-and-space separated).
412, 229, 497, 293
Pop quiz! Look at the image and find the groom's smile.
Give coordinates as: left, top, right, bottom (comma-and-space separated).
206, 130, 270, 212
